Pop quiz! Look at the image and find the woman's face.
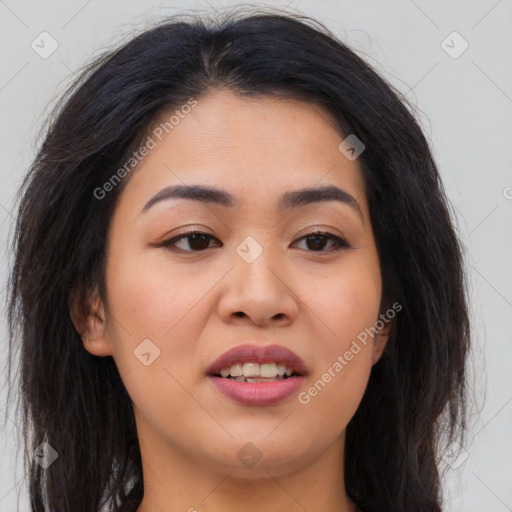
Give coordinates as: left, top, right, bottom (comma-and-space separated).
82, 90, 388, 479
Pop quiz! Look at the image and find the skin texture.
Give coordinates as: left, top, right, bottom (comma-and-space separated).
73, 90, 390, 512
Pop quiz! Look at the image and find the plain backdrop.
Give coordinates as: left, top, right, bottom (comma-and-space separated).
1, 1, 511, 511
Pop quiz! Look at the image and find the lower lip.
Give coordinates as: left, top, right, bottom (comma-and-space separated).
208, 375, 305, 406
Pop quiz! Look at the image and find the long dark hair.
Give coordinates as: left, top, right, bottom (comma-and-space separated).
7, 7, 470, 512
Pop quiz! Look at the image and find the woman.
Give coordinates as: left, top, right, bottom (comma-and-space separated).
7, 8, 470, 512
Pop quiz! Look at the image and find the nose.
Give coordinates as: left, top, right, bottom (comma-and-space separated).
216, 248, 299, 327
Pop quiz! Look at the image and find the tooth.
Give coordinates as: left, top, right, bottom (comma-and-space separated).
246, 377, 279, 383
219, 362, 295, 379
230, 363, 243, 377
260, 363, 278, 378
242, 362, 260, 377
234, 376, 245, 382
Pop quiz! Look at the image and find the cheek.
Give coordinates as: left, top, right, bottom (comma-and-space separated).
301, 253, 382, 348
296, 286, 377, 437
103, 251, 212, 426
103, 241, 218, 375
106, 241, 214, 331
293, 255, 381, 420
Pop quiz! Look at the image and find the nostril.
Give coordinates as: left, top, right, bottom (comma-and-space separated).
234, 311, 245, 318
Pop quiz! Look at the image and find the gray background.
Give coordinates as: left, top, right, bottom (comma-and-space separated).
1, 0, 511, 510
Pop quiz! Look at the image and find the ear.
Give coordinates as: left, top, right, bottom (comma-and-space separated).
371, 314, 392, 365
69, 285, 113, 357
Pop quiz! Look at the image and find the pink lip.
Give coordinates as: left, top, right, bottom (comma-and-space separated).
206, 343, 308, 407
206, 344, 309, 377
208, 375, 306, 406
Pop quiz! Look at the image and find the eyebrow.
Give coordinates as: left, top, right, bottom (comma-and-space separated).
141, 184, 363, 219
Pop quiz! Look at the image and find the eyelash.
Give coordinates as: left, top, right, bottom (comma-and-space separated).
159, 229, 350, 253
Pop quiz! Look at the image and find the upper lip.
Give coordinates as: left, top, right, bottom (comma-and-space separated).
207, 344, 309, 376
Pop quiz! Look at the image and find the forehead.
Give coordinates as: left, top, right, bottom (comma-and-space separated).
117, 89, 368, 217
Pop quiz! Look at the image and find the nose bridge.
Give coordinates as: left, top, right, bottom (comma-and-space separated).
217, 234, 298, 325
234, 235, 284, 296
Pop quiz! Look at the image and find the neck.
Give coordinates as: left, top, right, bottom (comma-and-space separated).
134, 426, 358, 512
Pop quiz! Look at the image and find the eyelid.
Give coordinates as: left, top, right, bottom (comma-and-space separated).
291, 230, 350, 251
294, 223, 350, 244
158, 229, 221, 252
157, 227, 350, 253
294, 224, 348, 241
153, 224, 214, 243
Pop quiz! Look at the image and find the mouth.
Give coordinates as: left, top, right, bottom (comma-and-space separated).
206, 344, 308, 406
213, 362, 303, 383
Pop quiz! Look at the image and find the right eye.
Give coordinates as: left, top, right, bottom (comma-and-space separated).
160, 230, 222, 252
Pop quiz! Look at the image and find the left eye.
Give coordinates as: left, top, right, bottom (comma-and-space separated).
292, 231, 349, 252
160, 230, 348, 253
